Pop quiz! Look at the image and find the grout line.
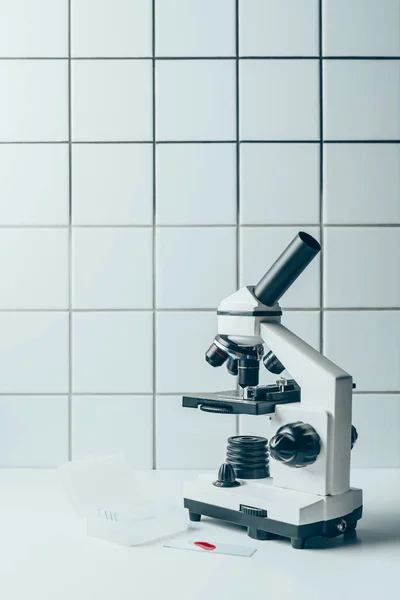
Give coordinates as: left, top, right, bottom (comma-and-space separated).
75, 224, 235, 228
0, 139, 399, 145
240, 140, 321, 144
0, 307, 398, 313
0, 141, 69, 144
155, 140, 236, 144
241, 140, 400, 144
0, 225, 70, 228
322, 140, 400, 144
67, 0, 72, 462
0, 307, 398, 312
235, 0, 240, 437
319, 0, 324, 354
0, 222, 400, 230
1, 223, 400, 229
0, 390, 397, 397
320, 307, 400, 311
241, 223, 400, 228
352, 391, 400, 396
320, 224, 400, 228
1, 55, 399, 61
152, 0, 157, 470
322, 56, 400, 60
73, 308, 214, 312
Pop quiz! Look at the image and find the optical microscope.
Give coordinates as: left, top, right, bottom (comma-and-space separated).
182, 232, 362, 549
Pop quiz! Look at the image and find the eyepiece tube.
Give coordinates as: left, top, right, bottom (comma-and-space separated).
254, 231, 321, 306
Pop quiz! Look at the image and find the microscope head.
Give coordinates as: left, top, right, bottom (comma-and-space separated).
205, 231, 321, 389
215, 231, 320, 340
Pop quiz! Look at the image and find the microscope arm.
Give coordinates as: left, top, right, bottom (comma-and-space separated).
261, 321, 353, 495
260, 321, 352, 410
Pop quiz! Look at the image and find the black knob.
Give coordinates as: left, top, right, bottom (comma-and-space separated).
213, 463, 241, 488
269, 422, 320, 468
351, 425, 358, 449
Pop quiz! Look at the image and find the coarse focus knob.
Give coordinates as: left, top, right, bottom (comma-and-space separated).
213, 463, 241, 488
269, 422, 320, 468
351, 425, 358, 449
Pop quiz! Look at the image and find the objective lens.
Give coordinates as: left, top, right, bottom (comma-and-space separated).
227, 357, 238, 375
238, 358, 260, 388
263, 351, 285, 375
205, 342, 229, 367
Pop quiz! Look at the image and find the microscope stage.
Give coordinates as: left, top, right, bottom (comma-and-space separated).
182, 382, 300, 415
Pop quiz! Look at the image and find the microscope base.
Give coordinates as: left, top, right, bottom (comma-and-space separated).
184, 498, 362, 549
184, 474, 363, 549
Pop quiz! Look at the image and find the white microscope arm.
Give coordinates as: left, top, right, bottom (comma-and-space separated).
261, 320, 353, 495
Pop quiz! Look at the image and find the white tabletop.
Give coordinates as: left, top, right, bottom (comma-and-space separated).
0, 468, 399, 600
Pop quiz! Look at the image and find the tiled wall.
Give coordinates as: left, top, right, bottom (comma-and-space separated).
0, 0, 399, 469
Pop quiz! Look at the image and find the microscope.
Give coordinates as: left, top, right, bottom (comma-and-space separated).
182, 232, 362, 549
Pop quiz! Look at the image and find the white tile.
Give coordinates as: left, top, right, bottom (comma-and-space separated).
323, 144, 400, 224
0, 0, 68, 57
156, 228, 237, 308
323, 0, 400, 57
0, 229, 68, 309
240, 228, 321, 308
239, 60, 320, 140
71, 0, 152, 57
281, 311, 321, 350
0, 61, 68, 142
72, 395, 153, 468
72, 144, 153, 225
323, 61, 400, 140
156, 312, 234, 393
239, 0, 319, 57
156, 0, 235, 57
240, 144, 320, 224
156, 396, 236, 468
156, 144, 236, 225
0, 144, 69, 225
72, 228, 153, 309
72, 60, 152, 141
324, 311, 400, 392
0, 396, 68, 467
0, 313, 68, 393
324, 228, 400, 308
258, 310, 321, 386
156, 60, 236, 141
72, 312, 153, 393
351, 394, 400, 468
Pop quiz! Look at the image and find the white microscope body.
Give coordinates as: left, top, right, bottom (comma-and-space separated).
183, 232, 362, 549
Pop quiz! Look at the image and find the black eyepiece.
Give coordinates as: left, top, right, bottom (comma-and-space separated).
254, 231, 321, 307
205, 342, 229, 367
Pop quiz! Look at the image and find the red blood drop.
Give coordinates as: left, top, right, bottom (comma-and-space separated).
194, 541, 216, 551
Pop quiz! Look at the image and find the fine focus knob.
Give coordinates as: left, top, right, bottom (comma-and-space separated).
269, 422, 320, 468
213, 463, 241, 488
351, 424, 358, 449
